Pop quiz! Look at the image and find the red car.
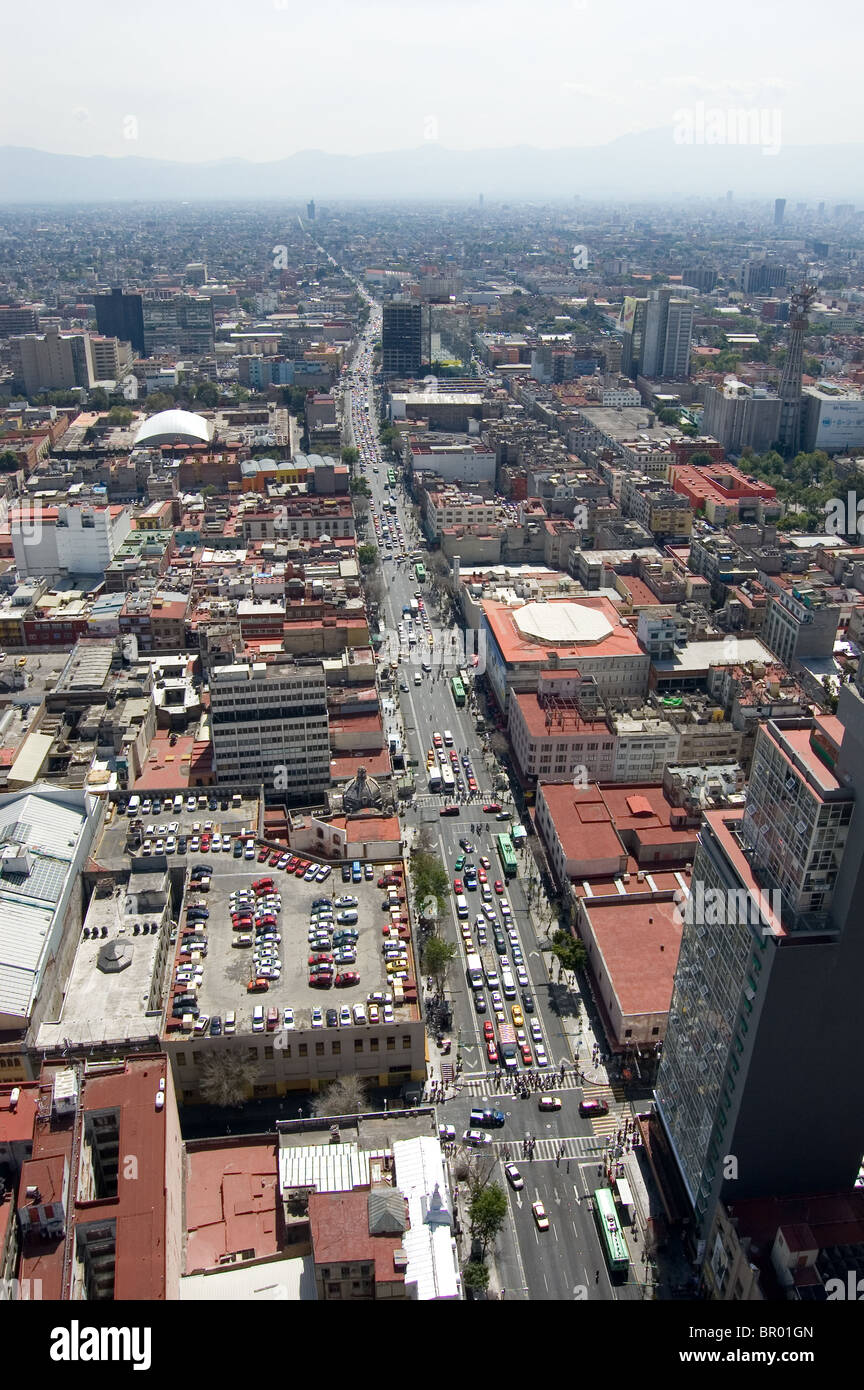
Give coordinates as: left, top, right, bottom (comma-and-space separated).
246, 978, 269, 992
439, 805, 460, 817
252, 878, 274, 892
520, 1043, 533, 1065
286, 856, 299, 871
468, 778, 478, 792
335, 972, 360, 987
308, 953, 334, 966
269, 853, 281, 867
478, 869, 487, 883
308, 974, 333, 988
257, 847, 270, 862
494, 880, 504, 894
449, 750, 459, 764
483, 802, 502, 813
486, 1040, 499, 1064
483, 1021, 495, 1041
294, 860, 309, 877
453, 878, 463, 893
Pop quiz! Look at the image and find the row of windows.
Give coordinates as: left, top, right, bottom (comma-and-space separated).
177, 1035, 414, 1065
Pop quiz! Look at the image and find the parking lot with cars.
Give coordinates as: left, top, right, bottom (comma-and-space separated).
166, 849, 417, 1037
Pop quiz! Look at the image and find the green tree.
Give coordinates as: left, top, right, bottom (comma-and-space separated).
468, 1183, 508, 1253
422, 933, 458, 993
358, 543, 378, 567
350, 476, 371, 495
549, 928, 587, 975
411, 849, 450, 918
657, 408, 680, 425
689, 450, 713, 466
0, 449, 20, 473
107, 406, 133, 426
89, 386, 110, 411
194, 381, 220, 407
462, 1261, 490, 1296
342, 445, 359, 465
145, 391, 176, 414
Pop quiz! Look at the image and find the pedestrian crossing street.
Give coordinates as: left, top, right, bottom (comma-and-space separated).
457, 1073, 630, 1142
491, 1134, 604, 1161
459, 1070, 584, 1096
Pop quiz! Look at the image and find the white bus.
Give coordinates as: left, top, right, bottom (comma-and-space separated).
440, 764, 455, 791
428, 766, 442, 793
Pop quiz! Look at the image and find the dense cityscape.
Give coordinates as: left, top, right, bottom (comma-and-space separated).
0, 8, 863, 1355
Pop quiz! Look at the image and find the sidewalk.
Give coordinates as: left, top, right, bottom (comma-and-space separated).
523, 888, 612, 1089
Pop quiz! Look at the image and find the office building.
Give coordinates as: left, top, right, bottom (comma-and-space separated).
209, 660, 331, 800
0, 304, 40, 338
774, 198, 786, 228
142, 294, 215, 357
382, 301, 423, 377
93, 287, 145, 355
681, 266, 717, 294
702, 379, 781, 455
90, 335, 133, 382
620, 290, 693, 380
307, 199, 316, 221
11, 501, 132, 580
740, 258, 787, 295
655, 693, 864, 1239
10, 327, 95, 395
802, 385, 864, 454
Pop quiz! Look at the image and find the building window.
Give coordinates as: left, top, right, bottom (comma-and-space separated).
386, 1037, 396, 1051
264, 1046, 274, 1060
316, 1042, 324, 1056
176, 1052, 187, 1066
299, 1044, 308, 1057
332, 1041, 341, 1055
402, 1036, 412, 1049
355, 1039, 364, 1052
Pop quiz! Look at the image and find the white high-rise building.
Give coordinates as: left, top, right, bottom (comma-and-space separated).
209, 661, 331, 800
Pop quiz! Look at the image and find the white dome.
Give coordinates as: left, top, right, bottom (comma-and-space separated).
134, 409, 212, 447
514, 601, 613, 647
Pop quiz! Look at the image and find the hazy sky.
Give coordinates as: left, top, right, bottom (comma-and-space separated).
1, 0, 861, 162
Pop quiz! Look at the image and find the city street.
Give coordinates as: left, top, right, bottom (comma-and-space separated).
337, 299, 634, 1298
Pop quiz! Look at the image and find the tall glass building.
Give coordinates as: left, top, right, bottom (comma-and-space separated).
655, 699, 864, 1239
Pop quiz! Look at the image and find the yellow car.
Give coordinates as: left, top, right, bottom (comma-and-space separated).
511, 1004, 524, 1028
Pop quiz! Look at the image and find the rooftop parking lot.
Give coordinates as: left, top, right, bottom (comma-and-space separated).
169, 850, 415, 1035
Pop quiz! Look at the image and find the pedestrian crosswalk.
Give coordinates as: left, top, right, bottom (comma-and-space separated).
457, 1071, 582, 1097
491, 1134, 604, 1161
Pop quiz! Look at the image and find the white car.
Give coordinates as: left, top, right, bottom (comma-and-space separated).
500, 901, 512, 918
283, 1008, 295, 1029
535, 1045, 549, 1067
353, 1003, 367, 1025
339, 1006, 351, 1026
311, 1008, 323, 1028
530, 1019, 543, 1041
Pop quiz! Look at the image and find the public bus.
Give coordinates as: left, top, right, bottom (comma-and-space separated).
592, 1188, 630, 1280
414, 563, 427, 584
427, 765, 442, 793
440, 763, 455, 792
387, 469, 396, 488
496, 833, 518, 880
450, 675, 466, 707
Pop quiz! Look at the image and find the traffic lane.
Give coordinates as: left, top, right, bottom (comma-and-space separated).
508, 1164, 605, 1301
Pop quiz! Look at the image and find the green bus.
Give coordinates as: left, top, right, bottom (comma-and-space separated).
387, 469, 396, 488
496, 833, 518, 880
450, 675, 466, 707
415, 563, 427, 584
593, 1188, 630, 1279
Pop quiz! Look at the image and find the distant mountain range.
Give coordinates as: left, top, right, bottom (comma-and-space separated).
0, 134, 862, 203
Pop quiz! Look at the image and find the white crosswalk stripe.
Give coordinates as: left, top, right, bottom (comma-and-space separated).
457, 1072, 582, 1097
491, 1135, 604, 1160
